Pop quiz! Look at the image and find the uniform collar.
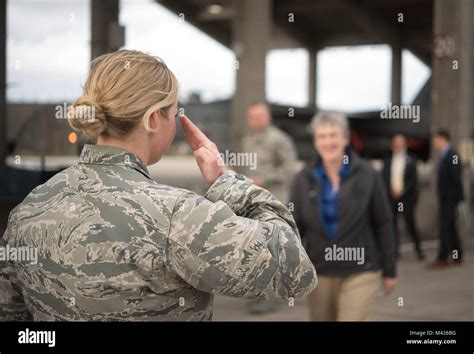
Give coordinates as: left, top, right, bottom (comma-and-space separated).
251, 125, 272, 138
79, 144, 151, 179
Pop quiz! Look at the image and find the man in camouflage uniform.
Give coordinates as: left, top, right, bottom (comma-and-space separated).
242, 103, 298, 204
242, 102, 298, 314
0, 124, 316, 321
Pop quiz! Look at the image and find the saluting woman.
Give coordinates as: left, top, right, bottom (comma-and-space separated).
0, 50, 316, 321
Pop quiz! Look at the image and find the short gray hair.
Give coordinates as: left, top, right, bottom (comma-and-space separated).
309, 111, 349, 137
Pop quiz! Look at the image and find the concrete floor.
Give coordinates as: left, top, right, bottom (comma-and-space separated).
212, 244, 474, 321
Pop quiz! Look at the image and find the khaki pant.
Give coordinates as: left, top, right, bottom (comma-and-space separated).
308, 271, 380, 321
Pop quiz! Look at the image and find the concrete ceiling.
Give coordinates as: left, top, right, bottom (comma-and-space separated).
157, 0, 433, 65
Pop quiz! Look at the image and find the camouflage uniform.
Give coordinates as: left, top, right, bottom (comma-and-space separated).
242, 125, 297, 203
0, 144, 316, 321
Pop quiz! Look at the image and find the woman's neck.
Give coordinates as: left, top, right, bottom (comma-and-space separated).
97, 134, 150, 165
323, 157, 343, 177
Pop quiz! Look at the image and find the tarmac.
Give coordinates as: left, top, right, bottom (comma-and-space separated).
213, 243, 474, 321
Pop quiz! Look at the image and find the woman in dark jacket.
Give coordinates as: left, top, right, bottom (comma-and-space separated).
290, 111, 396, 321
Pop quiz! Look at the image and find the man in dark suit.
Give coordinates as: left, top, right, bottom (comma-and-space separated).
383, 134, 424, 260
428, 130, 464, 268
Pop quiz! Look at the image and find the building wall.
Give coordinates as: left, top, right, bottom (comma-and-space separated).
7, 103, 81, 155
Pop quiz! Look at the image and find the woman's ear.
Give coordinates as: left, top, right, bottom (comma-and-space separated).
149, 111, 160, 130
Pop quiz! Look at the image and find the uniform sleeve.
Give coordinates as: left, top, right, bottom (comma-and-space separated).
261, 134, 297, 186
0, 211, 32, 321
166, 170, 317, 300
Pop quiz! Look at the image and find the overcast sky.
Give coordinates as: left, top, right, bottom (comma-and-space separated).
8, 0, 431, 112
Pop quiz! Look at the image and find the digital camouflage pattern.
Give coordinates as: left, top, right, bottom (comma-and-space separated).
242, 125, 297, 203
0, 144, 316, 321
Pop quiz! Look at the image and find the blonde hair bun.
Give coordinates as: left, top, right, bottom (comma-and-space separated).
68, 49, 179, 140
68, 97, 107, 139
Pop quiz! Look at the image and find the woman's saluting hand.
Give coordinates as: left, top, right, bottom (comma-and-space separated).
180, 115, 227, 186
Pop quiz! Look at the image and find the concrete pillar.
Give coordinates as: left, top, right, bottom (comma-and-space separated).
457, 0, 474, 222
431, 0, 473, 146
308, 49, 317, 109
456, 0, 473, 151
0, 0, 6, 165
231, 0, 271, 152
432, 0, 473, 228
391, 40, 402, 105
91, 0, 123, 60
